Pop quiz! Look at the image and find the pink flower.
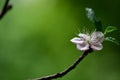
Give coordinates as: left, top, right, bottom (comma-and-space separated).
71, 31, 104, 51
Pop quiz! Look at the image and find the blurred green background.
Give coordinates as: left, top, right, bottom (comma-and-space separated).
0, 0, 120, 80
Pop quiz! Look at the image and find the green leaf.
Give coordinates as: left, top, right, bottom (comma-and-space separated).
104, 26, 117, 35
86, 8, 95, 22
105, 37, 119, 45
85, 8, 102, 32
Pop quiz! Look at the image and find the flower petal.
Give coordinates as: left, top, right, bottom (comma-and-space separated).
91, 31, 104, 43
76, 42, 89, 51
78, 33, 90, 41
78, 33, 87, 38
91, 43, 103, 51
70, 37, 84, 44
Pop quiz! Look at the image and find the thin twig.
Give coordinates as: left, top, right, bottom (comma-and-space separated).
33, 49, 93, 80
0, 0, 12, 20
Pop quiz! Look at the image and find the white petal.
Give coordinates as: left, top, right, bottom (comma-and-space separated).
78, 33, 90, 41
91, 43, 103, 51
70, 37, 84, 44
76, 42, 89, 51
91, 31, 104, 43
78, 33, 87, 37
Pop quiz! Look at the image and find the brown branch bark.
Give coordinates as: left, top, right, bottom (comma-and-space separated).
0, 0, 12, 20
33, 49, 93, 80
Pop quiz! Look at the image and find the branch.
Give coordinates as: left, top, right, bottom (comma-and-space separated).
0, 0, 12, 20
33, 49, 93, 80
